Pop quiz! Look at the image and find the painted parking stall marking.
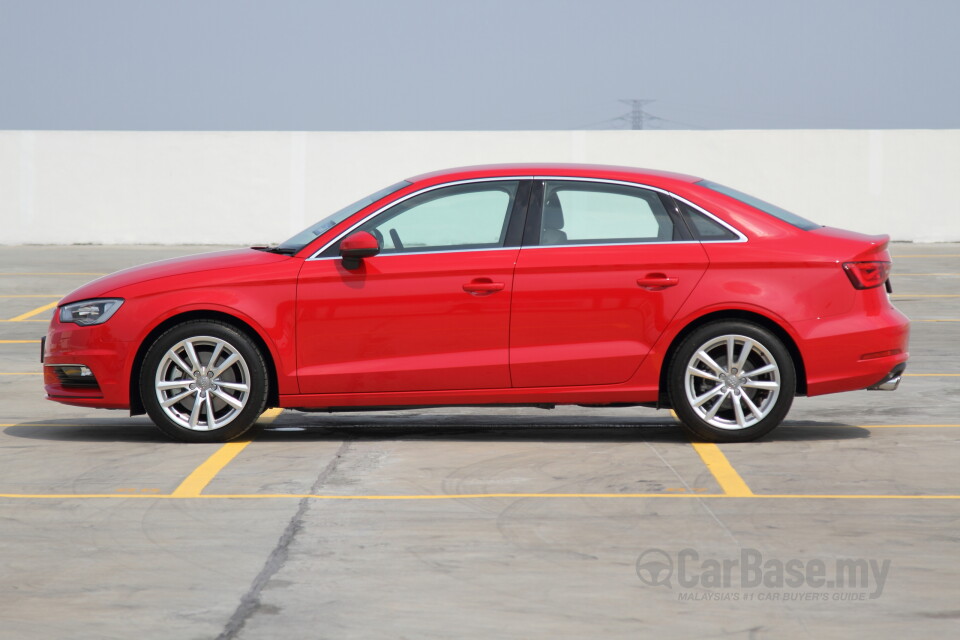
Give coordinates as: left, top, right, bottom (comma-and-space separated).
0, 272, 106, 276
5, 301, 58, 322
690, 442, 754, 497
170, 408, 283, 497
0, 421, 956, 500
1, 245, 957, 503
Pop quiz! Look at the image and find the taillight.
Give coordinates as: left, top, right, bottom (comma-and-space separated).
842, 261, 891, 289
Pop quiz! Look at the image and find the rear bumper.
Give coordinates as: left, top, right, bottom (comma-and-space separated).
795, 305, 910, 397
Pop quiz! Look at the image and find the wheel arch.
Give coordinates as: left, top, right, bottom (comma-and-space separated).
657, 309, 808, 406
129, 310, 280, 416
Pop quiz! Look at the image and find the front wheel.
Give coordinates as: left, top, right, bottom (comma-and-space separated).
140, 320, 269, 442
668, 320, 796, 442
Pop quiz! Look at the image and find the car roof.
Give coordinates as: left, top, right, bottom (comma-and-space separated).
408, 163, 702, 186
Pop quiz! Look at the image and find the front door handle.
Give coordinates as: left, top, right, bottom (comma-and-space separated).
463, 278, 505, 295
636, 274, 679, 290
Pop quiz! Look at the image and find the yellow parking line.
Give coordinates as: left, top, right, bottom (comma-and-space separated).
8, 301, 58, 322
737, 494, 960, 500
4, 421, 958, 430
0, 340, 41, 344
0, 492, 957, 500
0, 372, 42, 376
170, 408, 283, 497
1, 417, 955, 501
690, 442, 754, 497
903, 373, 960, 377
170, 441, 253, 497
862, 424, 960, 428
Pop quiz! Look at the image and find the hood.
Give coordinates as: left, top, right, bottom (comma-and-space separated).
60, 249, 293, 305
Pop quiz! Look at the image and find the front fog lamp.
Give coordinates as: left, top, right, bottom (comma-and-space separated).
59, 299, 124, 326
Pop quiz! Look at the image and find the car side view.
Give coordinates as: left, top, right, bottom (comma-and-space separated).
43, 164, 910, 442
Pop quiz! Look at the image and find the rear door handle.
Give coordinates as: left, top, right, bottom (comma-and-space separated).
463, 278, 505, 295
636, 274, 679, 290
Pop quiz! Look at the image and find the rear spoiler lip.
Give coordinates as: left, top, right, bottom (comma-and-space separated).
853, 234, 891, 261
812, 227, 892, 261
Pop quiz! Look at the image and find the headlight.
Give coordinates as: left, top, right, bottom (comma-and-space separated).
59, 299, 124, 326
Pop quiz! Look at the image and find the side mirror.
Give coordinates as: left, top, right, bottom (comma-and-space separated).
339, 231, 380, 269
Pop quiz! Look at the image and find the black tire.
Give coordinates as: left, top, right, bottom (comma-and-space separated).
668, 320, 796, 442
140, 320, 269, 443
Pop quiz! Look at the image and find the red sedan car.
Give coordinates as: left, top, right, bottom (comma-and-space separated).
43, 164, 909, 442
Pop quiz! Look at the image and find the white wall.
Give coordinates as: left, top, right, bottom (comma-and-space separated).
1, 129, 957, 245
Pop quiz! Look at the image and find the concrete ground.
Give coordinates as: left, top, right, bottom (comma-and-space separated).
0, 244, 957, 639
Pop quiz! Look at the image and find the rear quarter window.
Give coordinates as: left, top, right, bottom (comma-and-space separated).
676, 200, 740, 241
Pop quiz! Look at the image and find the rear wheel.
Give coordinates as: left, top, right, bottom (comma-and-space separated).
140, 320, 268, 442
668, 320, 795, 442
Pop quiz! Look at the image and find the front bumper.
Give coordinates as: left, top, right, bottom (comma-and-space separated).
43, 316, 134, 409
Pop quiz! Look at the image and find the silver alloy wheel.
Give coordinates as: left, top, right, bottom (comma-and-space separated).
683, 334, 781, 430
153, 336, 252, 431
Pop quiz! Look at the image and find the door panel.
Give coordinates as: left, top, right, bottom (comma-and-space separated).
510, 244, 708, 387
296, 179, 527, 395
510, 179, 709, 388
297, 250, 518, 394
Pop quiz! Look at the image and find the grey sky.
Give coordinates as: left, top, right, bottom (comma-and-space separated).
1, 0, 958, 130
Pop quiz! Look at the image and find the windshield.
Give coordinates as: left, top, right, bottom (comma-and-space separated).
274, 180, 411, 253
697, 180, 821, 231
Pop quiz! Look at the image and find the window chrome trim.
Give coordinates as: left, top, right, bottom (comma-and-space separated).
533, 175, 748, 244
308, 247, 521, 261
521, 240, 703, 251
307, 174, 747, 260
306, 176, 534, 260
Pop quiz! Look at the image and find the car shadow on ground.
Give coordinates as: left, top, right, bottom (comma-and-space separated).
2, 418, 171, 443
2, 414, 872, 444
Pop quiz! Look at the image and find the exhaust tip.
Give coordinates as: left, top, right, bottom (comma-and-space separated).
868, 363, 907, 391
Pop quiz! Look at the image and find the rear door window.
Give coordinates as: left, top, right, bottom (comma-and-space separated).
537, 181, 681, 245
